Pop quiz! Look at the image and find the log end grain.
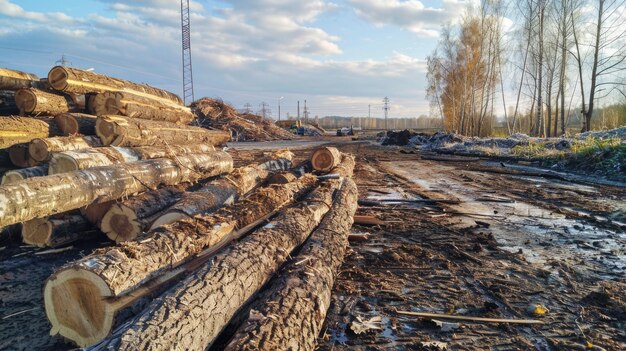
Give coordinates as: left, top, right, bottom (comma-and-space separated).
148, 210, 189, 231
21, 217, 52, 247
47, 66, 69, 92
311, 147, 341, 172
28, 138, 50, 162
44, 268, 114, 347
14, 88, 37, 113
48, 153, 80, 174
101, 204, 142, 242
8, 143, 37, 167
1, 170, 24, 185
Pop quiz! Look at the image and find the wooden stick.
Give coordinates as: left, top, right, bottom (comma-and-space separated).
395, 310, 544, 324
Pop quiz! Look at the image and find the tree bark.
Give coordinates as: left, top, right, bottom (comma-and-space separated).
22, 215, 94, 247
0, 116, 61, 149
1, 164, 48, 185
8, 143, 38, 168
0, 151, 233, 228
15, 88, 78, 115
54, 113, 97, 136
94, 174, 352, 351
311, 146, 341, 172
266, 171, 297, 185
95, 115, 230, 147
149, 157, 293, 230
44, 174, 318, 347
47, 66, 183, 107
0, 68, 43, 90
93, 91, 194, 124
28, 135, 102, 162
48, 144, 215, 174
225, 178, 358, 351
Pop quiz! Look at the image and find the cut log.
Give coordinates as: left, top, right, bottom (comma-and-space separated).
48, 144, 215, 174
95, 115, 230, 147
8, 143, 37, 167
28, 135, 102, 162
1, 164, 48, 185
266, 171, 297, 185
0, 151, 233, 228
86, 93, 97, 115
47, 66, 183, 107
0, 68, 43, 90
0, 90, 19, 115
149, 155, 293, 231
311, 146, 342, 172
225, 178, 358, 351
82, 200, 115, 226
100, 186, 188, 242
92, 173, 353, 350
54, 113, 97, 135
22, 215, 93, 248
0, 116, 60, 148
44, 175, 318, 347
15, 88, 77, 115
93, 91, 194, 124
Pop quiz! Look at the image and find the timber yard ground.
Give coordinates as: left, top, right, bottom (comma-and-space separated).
1, 136, 625, 351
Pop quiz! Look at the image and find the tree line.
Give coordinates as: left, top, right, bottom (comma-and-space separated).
427, 0, 626, 137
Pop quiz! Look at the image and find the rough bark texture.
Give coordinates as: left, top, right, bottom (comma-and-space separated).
95, 115, 230, 147
96, 178, 346, 351
54, 113, 97, 135
45, 175, 317, 347
1, 164, 48, 185
100, 185, 188, 242
225, 178, 358, 351
15, 88, 77, 115
22, 214, 94, 247
0, 90, 19, 115
0, 151, 233, 228
0, 116, 60, 148
150, 157, 292, 229
8, 143, 38, 167
48, 144, 215, 174
47, 66, 183, 106
0, 68, 43, 90
267, 171, 297, 185
28, 135, 102, 162
311, 146, 342, 172
94, 91, 194, 124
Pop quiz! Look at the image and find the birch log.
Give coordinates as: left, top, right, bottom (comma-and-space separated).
93, 91, 194, 124
44, 175, 317, 347
47, 66, 183, 107
1, 165, 48, 184
95, 115, 230, 147
28, 135, 102, 162
15, 88, 77, 115
48, 144, 215, 174
0, 151, 233, 228
22, 215, 94, 248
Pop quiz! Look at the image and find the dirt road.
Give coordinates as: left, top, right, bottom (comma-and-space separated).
318, 142, 625, 351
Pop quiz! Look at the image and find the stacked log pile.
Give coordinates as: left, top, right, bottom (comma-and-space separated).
0, 65, 358, 351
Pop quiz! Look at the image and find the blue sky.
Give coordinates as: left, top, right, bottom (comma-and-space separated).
0, 0, 473, 118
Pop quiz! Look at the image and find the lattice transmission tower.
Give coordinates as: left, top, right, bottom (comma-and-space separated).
180, 0, 194, 105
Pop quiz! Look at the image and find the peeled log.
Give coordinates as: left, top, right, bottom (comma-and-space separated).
22, 215, 93, 248
226, 178, 358, 351
0, 151, 233, 228
0, 116, 60, 149
0, 68, 43, 90
28, 135, 102, 162
8, 143, 38, 167
15, 88, 77, 115
93, 91, 194, 124
1, 164, 48, 185
47, 66, 183, 107
311, 146, 342, 172
54, 113, 97, 135
95, 177, 348, 351
95, 115, 230, 147
149, 156, 293, 230
49, 144, 215, 174
44, 175, 317, 347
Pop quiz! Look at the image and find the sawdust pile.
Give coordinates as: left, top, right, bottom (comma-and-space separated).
191, 98, 294, 142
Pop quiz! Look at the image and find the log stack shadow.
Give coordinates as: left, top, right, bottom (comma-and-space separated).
0, 66, 358, 351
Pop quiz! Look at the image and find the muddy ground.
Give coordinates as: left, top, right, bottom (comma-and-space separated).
0, 140, 624, 351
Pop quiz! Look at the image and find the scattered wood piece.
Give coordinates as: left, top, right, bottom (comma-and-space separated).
395, 310, 544, 324
354, 214, 384, 226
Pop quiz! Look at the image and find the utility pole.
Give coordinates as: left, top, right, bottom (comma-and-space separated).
259, 102, 271, 119
243, 103, 252, 114
278, 96, 284, 121
383, 97, 390, 131
297, 101, 300, 119
180, 0, 194, 106
304, 99, 309, 122
56, 54, 71, 67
